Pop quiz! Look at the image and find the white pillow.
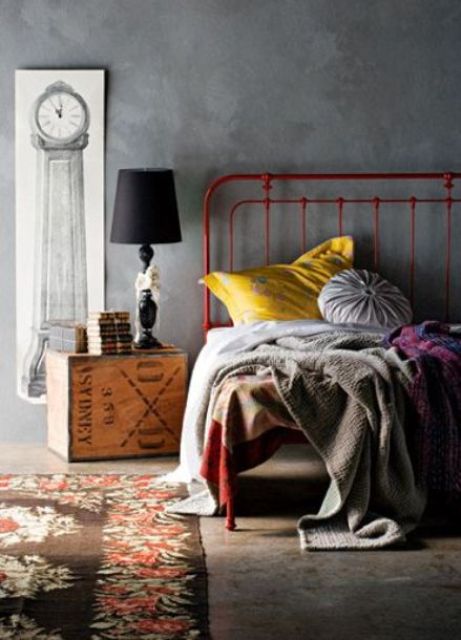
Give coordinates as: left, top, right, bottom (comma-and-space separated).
318, 269, 412, 329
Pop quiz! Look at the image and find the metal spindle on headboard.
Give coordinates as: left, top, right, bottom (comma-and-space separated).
262, 174, 272, 265
300, 197, 308, 254
372, 197, 381, 271
444, 173, 454, 321
337, 197, 344, 237
229, 199, 261, 271
409, 196, 417, 308
203, 172, 461, 333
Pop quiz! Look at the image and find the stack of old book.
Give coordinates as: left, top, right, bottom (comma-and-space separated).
87, 311, 133, 355
49, 321, 88, 353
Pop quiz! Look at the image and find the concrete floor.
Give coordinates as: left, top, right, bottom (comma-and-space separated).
1, 444, 460, 640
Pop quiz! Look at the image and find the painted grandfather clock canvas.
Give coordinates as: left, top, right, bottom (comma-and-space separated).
15, 70, 105, 403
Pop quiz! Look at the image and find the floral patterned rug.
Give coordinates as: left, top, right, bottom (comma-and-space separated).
0, 474, 209, 639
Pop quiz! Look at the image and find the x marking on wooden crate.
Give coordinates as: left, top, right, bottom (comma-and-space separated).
119, 366, 181, 448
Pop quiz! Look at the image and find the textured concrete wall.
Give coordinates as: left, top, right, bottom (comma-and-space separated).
1, 0, 461, 442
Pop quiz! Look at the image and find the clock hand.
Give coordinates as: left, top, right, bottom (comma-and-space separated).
49, 97, 63, 118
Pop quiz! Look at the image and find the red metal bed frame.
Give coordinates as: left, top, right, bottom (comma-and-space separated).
203, 172, 461, 332
202, 171, 461, 529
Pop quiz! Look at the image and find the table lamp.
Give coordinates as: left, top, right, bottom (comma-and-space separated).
110, 168, 182, 349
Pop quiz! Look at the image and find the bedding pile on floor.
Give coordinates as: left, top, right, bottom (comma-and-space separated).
168, 328, 426, 550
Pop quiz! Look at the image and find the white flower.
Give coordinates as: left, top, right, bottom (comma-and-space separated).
135, 264, 160, 303
0, 554, 73, 598
0, 614, 64, 639
0, 504, 80, 547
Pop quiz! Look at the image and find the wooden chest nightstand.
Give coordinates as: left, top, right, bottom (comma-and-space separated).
46, 348, 187, 461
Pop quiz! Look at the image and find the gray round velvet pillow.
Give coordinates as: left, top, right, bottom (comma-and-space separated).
318, 269, 412, 329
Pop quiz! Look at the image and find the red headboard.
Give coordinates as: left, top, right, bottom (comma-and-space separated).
203, 172, 461, 332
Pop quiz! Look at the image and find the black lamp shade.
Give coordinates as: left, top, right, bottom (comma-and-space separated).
110, 168, 182, 245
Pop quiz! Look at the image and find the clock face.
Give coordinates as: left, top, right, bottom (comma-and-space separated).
35, 91, 87, 142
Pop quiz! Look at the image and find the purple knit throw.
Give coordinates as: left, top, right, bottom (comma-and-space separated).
387, 321, 461, 494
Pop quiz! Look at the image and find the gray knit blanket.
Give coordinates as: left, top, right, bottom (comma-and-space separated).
169, 331, 426, 550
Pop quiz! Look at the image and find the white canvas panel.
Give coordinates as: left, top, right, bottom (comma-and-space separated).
15, 69, 105, 403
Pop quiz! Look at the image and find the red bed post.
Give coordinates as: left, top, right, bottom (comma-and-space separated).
226, 495, 236, 531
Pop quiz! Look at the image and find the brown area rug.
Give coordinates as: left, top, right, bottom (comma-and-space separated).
0, 474, 209, 639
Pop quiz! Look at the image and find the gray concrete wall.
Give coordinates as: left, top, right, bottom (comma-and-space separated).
1, 0, 461, 442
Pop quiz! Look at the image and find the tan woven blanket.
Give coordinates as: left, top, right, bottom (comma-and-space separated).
171, 331, 426, 550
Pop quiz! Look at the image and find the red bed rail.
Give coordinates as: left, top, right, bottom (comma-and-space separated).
203, 172, 461, 332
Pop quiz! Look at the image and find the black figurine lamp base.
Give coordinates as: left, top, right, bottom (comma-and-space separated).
134, 244, 162, 350
134, 331, 162, 350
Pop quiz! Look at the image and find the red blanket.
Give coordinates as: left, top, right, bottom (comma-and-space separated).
199, 374, 306, 529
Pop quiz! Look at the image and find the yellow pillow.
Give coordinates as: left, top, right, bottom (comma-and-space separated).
202, 236, 354, 324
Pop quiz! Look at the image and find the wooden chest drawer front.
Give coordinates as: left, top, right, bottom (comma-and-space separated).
70, 354, 186, 459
